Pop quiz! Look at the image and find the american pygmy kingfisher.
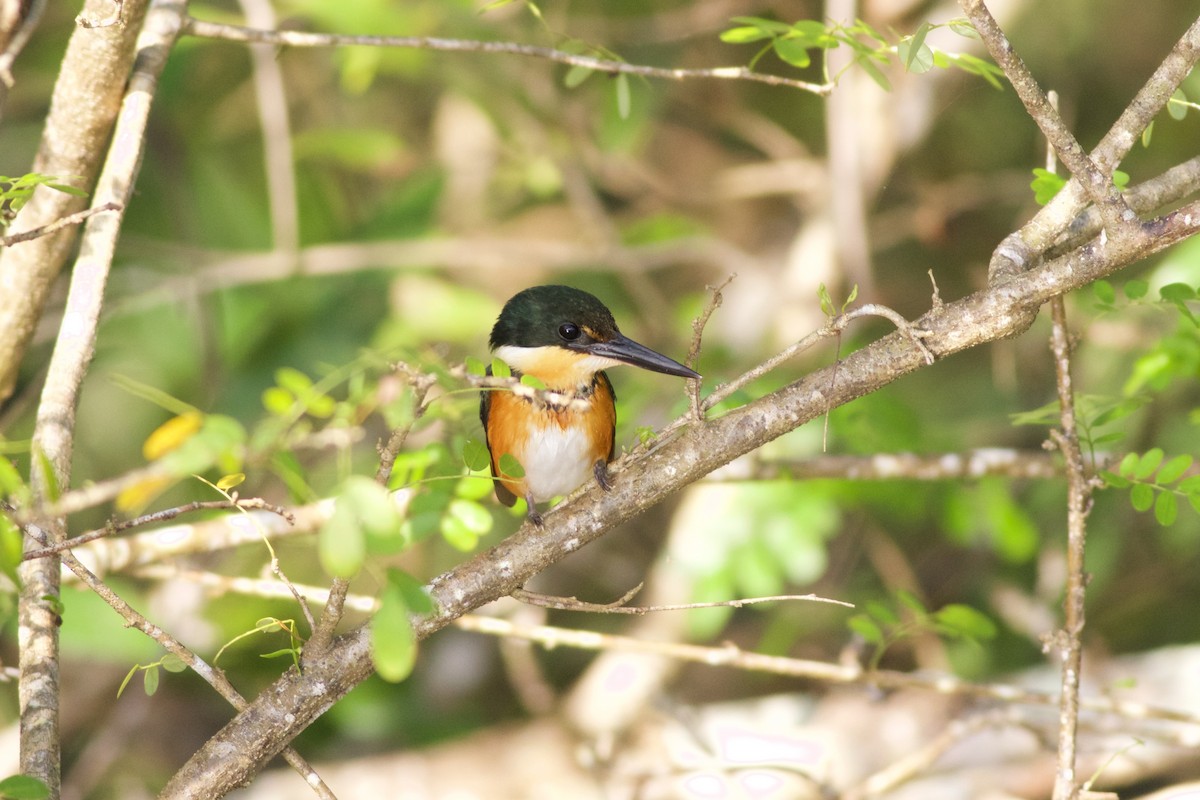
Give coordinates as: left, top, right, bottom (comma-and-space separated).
480, 285, 700, 525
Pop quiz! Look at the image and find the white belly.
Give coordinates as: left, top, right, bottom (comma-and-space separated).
521, 424, 597, 502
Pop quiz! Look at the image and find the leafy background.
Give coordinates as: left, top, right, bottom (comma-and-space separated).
2, 0, 1200, 796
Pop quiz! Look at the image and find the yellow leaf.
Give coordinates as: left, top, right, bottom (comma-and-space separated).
143, 412, 204, 461
116, 476, 175, 513
216, 473, 246, 491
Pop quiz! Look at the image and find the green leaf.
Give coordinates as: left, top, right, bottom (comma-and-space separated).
1092, 279, 1116, 305
1142, 120, 1154, 147
1177, 474, 1200, 494
343, 476, 401, 539
371, 584, 417, 682
490, 357, 511, 379
1160, 282, 1197, 302
520, 374, 547, 390
1030, 168, 1066, 205
441, 508, 481, 551
160, 653, 188, 673
853, 52, 891, 91
143, 664, 160, 697
842, 283, 859, 311
1155, 490, 1178, 526
896, 589, 927, 615
1155, 454, 1193, 485
773, 37, 812, 68
933, 604, 997, 640
1130, 483, 1155, 512
117, 664, 139, 699
455, 474, 494, 500
464, 356, 487, 377
848, 614, 883, 644
614, 73, 631, 119
0, 774, 51, 800
1133, 448, 1163, 480
563, 64, 594, 88
33, 449, 59, 503
720, 26, 776, 44
275, 367, 313, 395
1123, 279, 1149, 300
387, 568, 436, 615
262, 386, 293, 415
448, 499, 492, 535
462, 439, 491, 472
1168, 88, 1188, 120
0, 514, 23, 589
1117, 451, 1139, 477
900, 42, 934, 73
1099, 470, 1129, 489
865, 600, 899, 626
817, 282, 835, 317
498, 453, 525, 478
947, 18, 980, 39
318, 503, 366, 578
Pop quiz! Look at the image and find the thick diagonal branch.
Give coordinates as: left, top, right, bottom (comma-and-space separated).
159, 188, 1200, 797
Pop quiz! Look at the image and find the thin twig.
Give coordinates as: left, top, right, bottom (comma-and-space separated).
180, 17, 833, 96
453, 614, 1200, 728
685, 274, 735, 418
21, 498, 292, 560
0, 0, 47, 87
688, 301, 933, 421
1049, 298, 1093, 800
512, 587, 852, 614
0, 202, 122, 247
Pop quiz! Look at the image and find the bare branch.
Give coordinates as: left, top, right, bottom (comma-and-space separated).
180, 17, 833, 96
959, 0, 1138, 236
0, 0, 150, 403
979, 10, 1200, 281
20, 498, 291, 561
1048, 298, 1095, 800
0, 202, 122, 247
511, 587, 852, 614
17, 0, 156, 790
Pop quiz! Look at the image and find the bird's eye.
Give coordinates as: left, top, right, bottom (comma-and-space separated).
558, 323, 582, 341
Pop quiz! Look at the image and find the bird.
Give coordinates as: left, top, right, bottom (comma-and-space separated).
480, 285, 700, 525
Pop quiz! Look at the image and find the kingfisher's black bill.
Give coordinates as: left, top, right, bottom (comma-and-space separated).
580, 333, 701, 379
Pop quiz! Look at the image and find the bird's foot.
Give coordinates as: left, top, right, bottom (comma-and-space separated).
524, 494, 545, 526
593, 459, 613, 492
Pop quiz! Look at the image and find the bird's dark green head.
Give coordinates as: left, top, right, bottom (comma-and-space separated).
489, 285, 618, 350
489, 285, 700, 381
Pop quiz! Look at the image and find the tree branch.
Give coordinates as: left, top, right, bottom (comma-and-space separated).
159, 184, 1200, 796
17, 0, 158, 792
975, 8, 1200, 281
1048, 301, 1094, 800
0, 0, 150, 403
179, 16, 833, 95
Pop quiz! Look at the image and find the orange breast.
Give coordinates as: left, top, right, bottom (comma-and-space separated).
485, 377, 615, 505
